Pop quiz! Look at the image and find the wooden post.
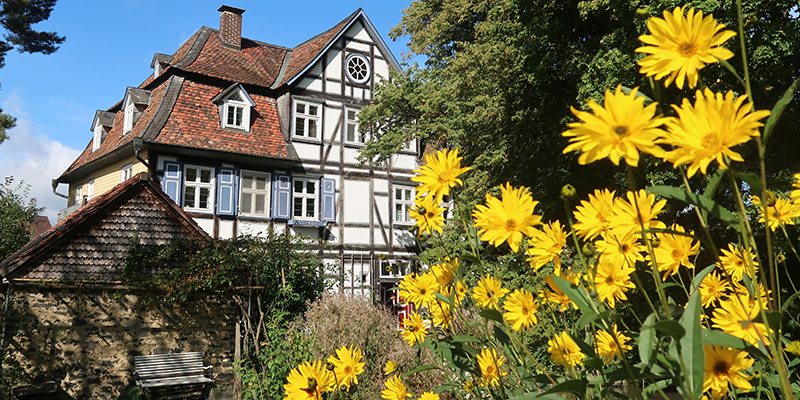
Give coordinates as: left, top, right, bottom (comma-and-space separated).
234, 321, 241, 399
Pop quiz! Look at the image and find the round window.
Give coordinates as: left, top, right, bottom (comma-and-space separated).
345, 53, 371, 85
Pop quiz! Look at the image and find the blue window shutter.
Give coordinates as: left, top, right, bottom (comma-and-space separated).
320, 177, 336, 222
216, 167, 238, 215
162, 161, 182, 204
271, 173, 291, 219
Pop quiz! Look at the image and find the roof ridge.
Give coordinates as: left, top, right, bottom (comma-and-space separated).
173, 27, 212, 70
141, 75, 184, 141
291, 9, 360, 50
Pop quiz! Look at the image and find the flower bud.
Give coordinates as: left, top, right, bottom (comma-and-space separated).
560, 184, 577, 200
417, 206, 427, 215
325, 361, 336, 371
777, 254, 786, 263
582, 242, 596, 256
765, 191, 777, 207
407, 225, 416, 232
417, 234, 427, 242
379, 253, 388, 260
307, 377, 318, 391
649, 236, 661, 248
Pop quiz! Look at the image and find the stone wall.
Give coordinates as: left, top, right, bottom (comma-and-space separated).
0, 286, 239, 399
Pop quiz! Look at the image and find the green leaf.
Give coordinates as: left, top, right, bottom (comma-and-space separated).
763, 75, 800, 145
638, 313, 657, 365
461, 253, 481, 265
494, 325, 511, 346
733, 171, 764, 198
509, 393, 568, 400
647, 185, 738, 227
702, 168, 727, 199
782, 291, 800, 311
576, 311, 599, 328
653, 320, 685, 340
540, 378, 587, 397
433, 383, 454, 394
451, 335, 481, 343
620, 85, 653, 104
552, 275, 595, 315
691, 265, 716, 291
434, 292, 453, 307
404, 364, 438, 376
677, 290, 704, 400
479, 308, 504, 323
701, 330, 748, 350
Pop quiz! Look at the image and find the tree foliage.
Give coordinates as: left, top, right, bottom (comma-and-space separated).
0, 0, 64, 144
360, 0, 800, 216
0, 176, 42, 261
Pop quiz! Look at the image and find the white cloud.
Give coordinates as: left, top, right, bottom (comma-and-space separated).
1, 92, 81, 224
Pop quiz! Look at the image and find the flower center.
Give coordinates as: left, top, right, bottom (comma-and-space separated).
420, 288, 427, 295
614, 126, 630, 138
506, 219, 517, 230
771, 211, 781, 219
408, 326, 416, 332
486, 365, 495, 375
521, 307, 529, 315
713, 360, 730, 376
679, 41, 698, 57
427, 211, 435, 218
597, 213, 608, 223
671, 248, 684, 259
605, 276, 614, 284
620, 243, 630, 253
344, 366, 353, 374
701, 133, 715, 147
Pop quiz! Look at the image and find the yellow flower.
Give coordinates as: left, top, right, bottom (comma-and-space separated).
791, 173, 800, 202
419, 392, 440, 400
381, 374, 412, 400
730, 280, 771, 307
327, 345, 365, 391
660, 89, 771, 177
785, 341, 800, 356
594, 258, 636, 308
503, 289, 539, 331
429, 300, 452, 329
649, 224, 700, 280
409, 195, 445, 235
398, 273, 440, 307
595, 325, 633, 364
526, 220, 567, 271
698, 271, 730, 308
476, 348, 507, 387
472, 183, 542, 252
595, 231, 645, 268
400, 311, 429, 346
573, 188, 616, 239
608, 189, 666, 238
718, 243, 758, 282
547, 331, 585, 368
429, 257, 457, 286
636, 6, 735, 89
472, 275, 510, 310
384, 360, 398, 375
562, 86, 667, 166
462, 380, 474, 392
703, 344, 753, 399
411, 148, 470, 202
283, 360, 335, 400
542, 268, 582, 311
752, 194, 799, 231
712, 293, 771, 347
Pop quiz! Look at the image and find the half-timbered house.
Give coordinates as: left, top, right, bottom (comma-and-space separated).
54, 6, 418, 303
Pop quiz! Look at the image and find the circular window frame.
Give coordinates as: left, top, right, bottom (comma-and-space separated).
345, 53, 371, 85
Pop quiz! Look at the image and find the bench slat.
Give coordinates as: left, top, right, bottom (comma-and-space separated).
138, 376, 212, 388
134, 352, 210, 391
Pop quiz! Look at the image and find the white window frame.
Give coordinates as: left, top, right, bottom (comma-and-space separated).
182, 165, 215, 213
223, 101, 248, 130
380, 259, 410, 278
345, 107, 367, 144
292, 100, 321, 140
292, 177, 318, 220
123, 102, 135, 134
92, 124, 104, 152
120, 163, 133, 182
345, 53, 372, 85
86, 179, 95, 200
239, 170, 271, 217
73, 184, 83, 206
393, 186, 415, 224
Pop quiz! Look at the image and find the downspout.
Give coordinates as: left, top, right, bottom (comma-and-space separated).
51, 179, 68, 199
132, 137, 153, 178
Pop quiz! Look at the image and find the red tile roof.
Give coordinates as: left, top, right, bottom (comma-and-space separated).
29, 216, 52, 239
281, 10, 359, 85
0, 173, 210, 282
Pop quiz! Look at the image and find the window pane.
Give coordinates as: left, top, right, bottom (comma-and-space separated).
293, 198, 303, 216
405, 207, 411, 222
242, 193, 252, 213
309, 105, 318, 116
184, 187, 196, 208
348, 110, 357, 120
294, 180, 302, 193
255, 176, 267, 190
347, 124, 355, 142
199, 188, 210, 209
200, 169, 211, 183
306, 199, 315, 217
395, 189, 402, 200
395, 204, 403, 221
243, 174, 253, 189
306, 181, 316, 194
296, 103, 305, 113
227, 105, 235, 125
235, 107, 243, 126
404, 189, 411, 201
295, 117, 305, 136
186, 168, 197, 182
308, 120, 317, 138
255, 194, 266, 214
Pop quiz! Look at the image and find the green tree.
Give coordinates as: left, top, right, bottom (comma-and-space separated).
360, 0, 800, 216
0, 176, 43, 261
0, 0, 64, 144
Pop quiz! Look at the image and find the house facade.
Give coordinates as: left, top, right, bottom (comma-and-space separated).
55, 6, 419, 301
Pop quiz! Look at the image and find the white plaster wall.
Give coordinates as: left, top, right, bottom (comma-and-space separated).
343, 226, 371, 245
343, 180, 370, 223
238, 220, 271, 237
218, 220, 234, 239
194, 218, 214, 237
294, 142, 322, 160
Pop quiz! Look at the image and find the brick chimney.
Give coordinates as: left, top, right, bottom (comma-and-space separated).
218, 5, 245, 50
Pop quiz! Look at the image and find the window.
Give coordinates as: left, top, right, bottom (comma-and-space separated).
124, 102, 135, 134
380, 259, 410, 278
73, 184, 83, 206
92, 124, 104, 152
86, 179, 95, 200
345, 108, 367, 144
292, 178, 318, 219
394, 187, 414, 224
120, 163, 133, 182
345, 53, 371, 84
240, 171, 271, 216
222, 90, 250, 130
293, 101, 320, 139
183, 165, 214, 212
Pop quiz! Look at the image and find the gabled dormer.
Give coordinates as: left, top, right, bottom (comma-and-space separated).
122, 87, 151, 134
90, 111, 115, 152
211, 83, 256, 132
150, 53, 173, 78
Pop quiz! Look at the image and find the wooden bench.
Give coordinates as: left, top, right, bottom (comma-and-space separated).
134, 352, 212, 397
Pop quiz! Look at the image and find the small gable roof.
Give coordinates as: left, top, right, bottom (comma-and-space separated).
0, 173, 210, 282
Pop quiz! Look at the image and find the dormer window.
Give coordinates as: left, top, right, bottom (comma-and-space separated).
213, 83, 256, 132
121, 87, 151, 135
124, 102, 135, 134
90, 110, 114, 152
92, 123, 104, 151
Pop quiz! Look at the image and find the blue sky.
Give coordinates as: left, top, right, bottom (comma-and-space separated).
0, 1, 413, 221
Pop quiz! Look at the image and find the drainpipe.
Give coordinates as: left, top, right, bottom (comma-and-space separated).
51, 179, 68, 199
132, 137, 153, 178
